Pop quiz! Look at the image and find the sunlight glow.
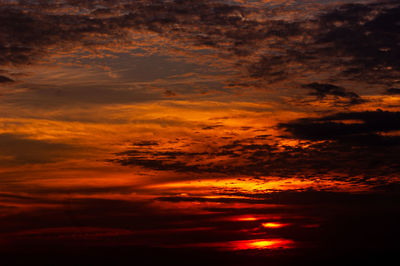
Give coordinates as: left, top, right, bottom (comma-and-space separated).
236, 216, 258, 221
190, 238, 294, 250
230, 238, 294, 250
261, 222, 289, 228
146, 177, 371, 194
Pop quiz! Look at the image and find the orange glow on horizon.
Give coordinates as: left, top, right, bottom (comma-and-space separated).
145, 177, 372, 194
241, 239, 292, 250
261, 222, 289, 228
236, 216, 258, 221
225, 238, 294, 250
230, 214, 282, 221
188, 238, 294, 250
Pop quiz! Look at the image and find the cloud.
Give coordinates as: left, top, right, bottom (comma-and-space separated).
0, 75, 14, 83
157, 188, 400, 205
279, 110, 400, 141
0, 0, 397, 95
163, 89, 177, 97
112, 117, 400, 181
303, 83, 365, 106
385, 88, 400, 95
245, 0, 400, 87
273, 110, 400, 179
132, 141, 159, 147
0, 133, 79, 164
0, 0, 246, 66
108, 108, 400, 182
310, 1, 400, 84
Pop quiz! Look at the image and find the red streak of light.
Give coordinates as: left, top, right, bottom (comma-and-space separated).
236, 217, 258, 221
261, 222, 289, 228
169, 238, 295, 250
227, 238, 294, 250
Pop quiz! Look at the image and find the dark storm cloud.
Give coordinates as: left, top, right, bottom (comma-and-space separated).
0, 5, 92, 66
132, 141, 159, 147
273, 110, 400, 179
202, 124, 223, 130
309, 1, 400, 84
279, 110, 400, 141
113, 109, 400, 181
385, 88, 400, 95
163, 89, 177, 97
247, 0, 400, 86
0, 0, 247, 67
323, 2, 399, 64
0, 0, 397, 89
0, 75, 14, 83
113, 132, 399, 181
303, 83, 365, 106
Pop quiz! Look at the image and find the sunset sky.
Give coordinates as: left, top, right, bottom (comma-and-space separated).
0, 0, 399, 265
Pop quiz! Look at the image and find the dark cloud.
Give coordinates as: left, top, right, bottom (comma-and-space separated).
0, 0, 397, 92
247, 0, 400, 86
112, 109, 400, 181
132, 141, 159, 147
0, 75, 14, 83
163, 89, 177, 97
202, 124, 223, 130
385, 88, 400, 95
303, 83, 365, 106
273, 110, 400, 179
0, 0, 247, 67
279, 110, 400, 141
311, 1, 400, 84
113, 129, 399, 181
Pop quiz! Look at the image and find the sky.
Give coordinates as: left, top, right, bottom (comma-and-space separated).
0, 0, 399, 265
